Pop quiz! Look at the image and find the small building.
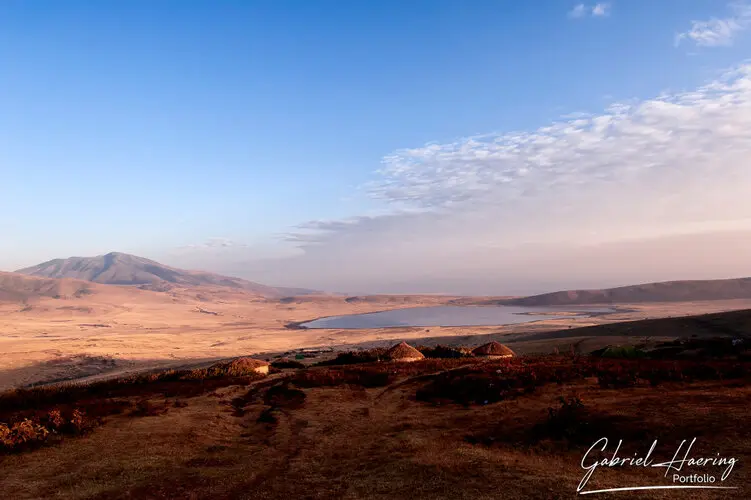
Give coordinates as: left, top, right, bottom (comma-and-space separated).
471, 342, 515, 359
211, 357, 270, 375
386, 342, 425, 362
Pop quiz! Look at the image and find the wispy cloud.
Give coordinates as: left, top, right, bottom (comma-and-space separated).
569, 4, 587, 18
569, 3, 611, 19
264, 64, 751, 293
361, 65, 751, 222
591, 3, 611, 17
675, 2, 751, 47
181, 237, 247, 250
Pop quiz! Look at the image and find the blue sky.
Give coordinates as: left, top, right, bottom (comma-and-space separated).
2, 1, 751, 293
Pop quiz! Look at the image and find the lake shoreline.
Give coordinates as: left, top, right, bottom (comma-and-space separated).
296, 304, 623, 330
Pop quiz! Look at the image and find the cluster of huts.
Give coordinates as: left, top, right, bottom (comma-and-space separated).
212, 340, 514, 374
385, 341, 514, 362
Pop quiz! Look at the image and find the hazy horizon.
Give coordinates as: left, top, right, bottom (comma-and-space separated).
3, 1, 751, 295
9, 228, 751, 296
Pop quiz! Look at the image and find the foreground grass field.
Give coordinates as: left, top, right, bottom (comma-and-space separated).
1, 349, 749, 499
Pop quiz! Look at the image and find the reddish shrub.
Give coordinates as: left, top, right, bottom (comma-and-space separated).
46, 409, 64, 430
0, 419, 50, 452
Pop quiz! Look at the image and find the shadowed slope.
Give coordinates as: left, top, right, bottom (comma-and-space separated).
0, 271, 95, 303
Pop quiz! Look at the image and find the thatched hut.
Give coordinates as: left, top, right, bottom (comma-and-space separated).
386, 342, 425, 362
210, 357, 270, 375
471, 342, 515, 359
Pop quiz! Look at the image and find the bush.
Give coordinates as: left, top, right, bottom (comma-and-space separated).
263, 384, 306, 409
0, 362, 270, 455
68, 409, 93, 434
257, 407, 278, 424
544, 396, 587, 440
417, 345, 473, 359
45, 409, 65, 430
0, 367, 267, 421
416, 367, 536, 406
0, 419, 50, 452
316, 349, 387, 366
271, 358, 305, 369
415, 355, 751, 406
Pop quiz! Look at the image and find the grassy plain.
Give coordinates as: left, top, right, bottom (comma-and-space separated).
3, 280, 751, 390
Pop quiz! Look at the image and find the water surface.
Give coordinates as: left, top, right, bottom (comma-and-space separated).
300, 305, 615, 329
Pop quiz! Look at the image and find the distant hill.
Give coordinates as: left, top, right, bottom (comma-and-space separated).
15, 252, 317, 298
0, 271, 95, 303
488, 277, 751, 306
502, 308, 751, 348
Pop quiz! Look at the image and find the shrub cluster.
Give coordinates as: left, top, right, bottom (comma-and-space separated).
543, 396, 588, 440
416, 345, 473, 359
271, 358, 306, 369
253, 383, 308, 424
0, 363, 269, 454
316, 348, 388, 366
263, 383, 307, 409
416, 356, 751, 405
0, 367, 266, 418
0, 408, 92, 453
416, 364, 543, 406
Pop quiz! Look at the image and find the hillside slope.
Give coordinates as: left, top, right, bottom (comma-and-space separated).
15, 252, 314, 298
0, 271, 95, 302
490, 277, 751, 306
1, 354, 749, 498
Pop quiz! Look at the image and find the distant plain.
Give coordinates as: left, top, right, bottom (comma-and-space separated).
3, 276, 751, 390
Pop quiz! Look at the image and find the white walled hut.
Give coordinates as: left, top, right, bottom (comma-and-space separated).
471, 342, 515, 359
386, 342, 425, 362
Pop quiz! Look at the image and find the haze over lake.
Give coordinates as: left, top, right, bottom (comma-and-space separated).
300, 305, 615, 329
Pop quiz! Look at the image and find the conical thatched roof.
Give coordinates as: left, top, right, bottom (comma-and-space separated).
223, 357, 269, 369
472, 342, 515, 357
386, 342, 425, 360
209, 357, 270, 375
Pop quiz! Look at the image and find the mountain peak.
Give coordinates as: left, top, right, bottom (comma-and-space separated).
15, 253, 315, 297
